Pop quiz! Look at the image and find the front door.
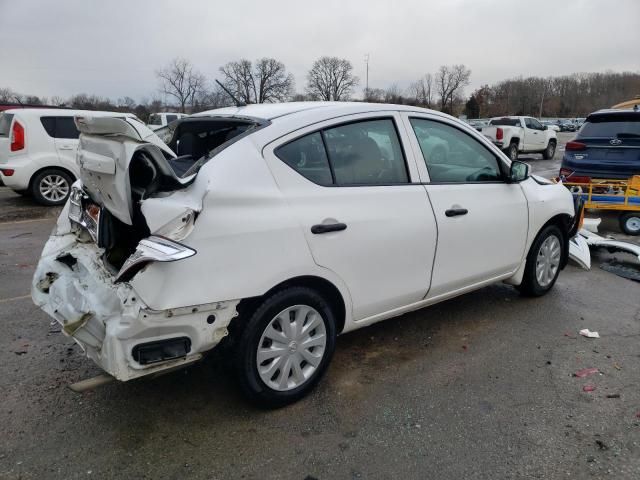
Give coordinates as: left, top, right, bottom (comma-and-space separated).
402, 114, 529, 298
264, 114, 437, 321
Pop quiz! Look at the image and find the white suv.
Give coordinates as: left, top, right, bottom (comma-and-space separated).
32, 102, 578, 406
0, 109, 140, 205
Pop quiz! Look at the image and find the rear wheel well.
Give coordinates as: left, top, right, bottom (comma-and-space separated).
510, 137, 520, 146
28, 166, 76, 190
236, 276, 347, 335
548, 138, 557, 145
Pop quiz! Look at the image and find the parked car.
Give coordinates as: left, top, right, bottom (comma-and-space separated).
147, 112, 188, 131
542, 121, 561, 132
0, 109, 151, 205
32, 102, 577, 407
560, 108, 640, 180
559, 121, 577, 132
481, 116, 558, 160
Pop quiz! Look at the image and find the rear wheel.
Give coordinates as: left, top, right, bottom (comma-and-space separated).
505, 142, 518, 161
518, 224, 563, 297
619, 212, 640, 236
31, 169, 73, 206
233, 286, 337, 408
542, 140, 556, 160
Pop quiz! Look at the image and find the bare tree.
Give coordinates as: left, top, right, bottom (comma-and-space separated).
408, 74, 434, 108
436, 64, 471, 113
219, 58, 294, 104
306, 57, 359, 101
156, 58, 205, 113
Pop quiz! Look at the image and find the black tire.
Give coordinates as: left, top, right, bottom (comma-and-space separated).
31, 169, 73, 206
233, 286, 337, 408
542, 140, 556, 160
504, 142, 518, 161
518, 224, 564, 297
619, 212, 640, 236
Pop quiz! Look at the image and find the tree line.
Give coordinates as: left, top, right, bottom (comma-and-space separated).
2, 56, 638, 122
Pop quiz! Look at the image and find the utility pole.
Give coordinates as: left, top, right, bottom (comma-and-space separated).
364, 54, 370, 99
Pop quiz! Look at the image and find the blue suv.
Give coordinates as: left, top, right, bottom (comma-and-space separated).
560, 109, 640, 180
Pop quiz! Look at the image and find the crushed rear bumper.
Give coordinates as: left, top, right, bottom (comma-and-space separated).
32, 231, 239, 381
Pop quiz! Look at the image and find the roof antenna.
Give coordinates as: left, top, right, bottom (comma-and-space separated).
215, 80, 246, 107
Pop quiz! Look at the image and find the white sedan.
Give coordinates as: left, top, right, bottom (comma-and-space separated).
32, 102, 578, 406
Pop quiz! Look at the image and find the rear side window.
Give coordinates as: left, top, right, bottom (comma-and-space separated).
277, 132, 333, 186
275, 118, 409, 186
490, 118, 520, 127
40, 117, 80, 139
55, 117, 80, 139
580, 114, 640, 138
166, 114, 178, 123
0, 113, 14, 136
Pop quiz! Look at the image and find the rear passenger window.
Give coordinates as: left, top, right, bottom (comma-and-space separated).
275, 118, 409, 186
323, 119, 408, 185
40, 117, 57, 137
40, 117, 80, 139
0, 113, 14, 136
55, 117, 80, 139
166, 115, 178, 123
276, 132, 333, 186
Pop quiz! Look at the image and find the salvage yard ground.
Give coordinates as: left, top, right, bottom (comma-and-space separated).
1, 133, 639, 479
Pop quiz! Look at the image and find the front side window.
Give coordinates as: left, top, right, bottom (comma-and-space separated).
165, 114, 178, 123
530, 118, 543, 130
410, 118, 503, 183
275, 118, 409, 186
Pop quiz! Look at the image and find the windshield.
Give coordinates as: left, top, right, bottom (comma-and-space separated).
148, 114, 161, 126
580, 114, 640, 138
0, 113, 14, 137
490, 118, 520, 127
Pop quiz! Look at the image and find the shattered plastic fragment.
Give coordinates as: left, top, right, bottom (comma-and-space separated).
579, 329, 600, 339
583, 384, 596, 392
574, 367, 599, 378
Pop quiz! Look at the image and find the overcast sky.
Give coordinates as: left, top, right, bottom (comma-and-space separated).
1, 0, 638, 102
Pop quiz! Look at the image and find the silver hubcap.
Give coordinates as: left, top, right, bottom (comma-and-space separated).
536, 235, 561, 287
256, 305, 327, 391
626, 217, 640, 232
39, 174, 69, 202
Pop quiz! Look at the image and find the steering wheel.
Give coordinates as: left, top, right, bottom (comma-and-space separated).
466, 166, 496, 182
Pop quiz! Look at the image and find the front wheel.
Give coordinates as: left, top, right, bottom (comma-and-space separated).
233, 286, 337, 408
542, 141, 556, 160
619, 212, 640, 236
518, 224, 564, 297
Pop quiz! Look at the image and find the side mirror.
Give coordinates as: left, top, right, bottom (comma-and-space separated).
509, 160, 529, 182
543, 125, 549, 130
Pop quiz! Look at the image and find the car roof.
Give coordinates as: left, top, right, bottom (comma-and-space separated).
194, 101, 436, 121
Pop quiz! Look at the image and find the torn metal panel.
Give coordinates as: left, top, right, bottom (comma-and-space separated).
569, 234, 591, 270
580, 229, 640, 263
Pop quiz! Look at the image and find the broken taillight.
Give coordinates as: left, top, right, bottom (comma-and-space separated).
496, 127, 503, 141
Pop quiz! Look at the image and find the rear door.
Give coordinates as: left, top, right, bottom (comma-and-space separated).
264, 113, 437, 321
0, 113, 14, 165
402, 113, 529, 298
40, 116, 80, 170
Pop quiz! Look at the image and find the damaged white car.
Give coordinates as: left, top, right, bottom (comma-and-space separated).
32, 102, 580, 406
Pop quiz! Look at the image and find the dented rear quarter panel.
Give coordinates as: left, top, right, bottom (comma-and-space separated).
130, 138, 354, 320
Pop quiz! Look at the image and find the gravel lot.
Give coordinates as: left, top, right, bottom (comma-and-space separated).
1, 132, 639, 479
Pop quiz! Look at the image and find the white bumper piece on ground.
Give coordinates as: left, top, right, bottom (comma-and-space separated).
32, 232, 239, 381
